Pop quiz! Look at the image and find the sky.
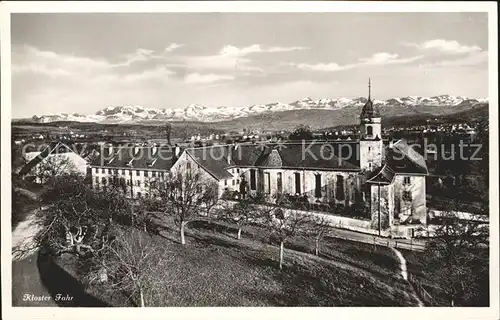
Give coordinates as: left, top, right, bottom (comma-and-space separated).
11, 12, 489, 118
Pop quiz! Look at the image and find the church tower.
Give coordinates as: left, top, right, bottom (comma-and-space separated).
359, 79, 383, 171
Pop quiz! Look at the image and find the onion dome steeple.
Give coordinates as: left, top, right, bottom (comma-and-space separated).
360, 78, 380, 119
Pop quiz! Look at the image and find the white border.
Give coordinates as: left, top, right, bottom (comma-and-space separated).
1, 2, 498, 320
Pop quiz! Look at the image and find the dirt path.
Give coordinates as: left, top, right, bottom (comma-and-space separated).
11, 206, 59, 307
12, 209, 43, 261
391, 247, 424, 307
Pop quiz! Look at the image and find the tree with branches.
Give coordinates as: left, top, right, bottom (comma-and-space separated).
305, 215, 333, 256
219, 198, 259, 240
261, 205, 312, 270
163, 123, 172, 146
36, 174, 113, 257
32, 153, 78, 185
424, 204, 489, 306
199, 186, 220, 219
87, 228, 171, 307
94, 178, 131, 225
156, 169, 217, 245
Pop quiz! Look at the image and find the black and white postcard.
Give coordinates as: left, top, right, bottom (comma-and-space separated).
1, 2, 498, 320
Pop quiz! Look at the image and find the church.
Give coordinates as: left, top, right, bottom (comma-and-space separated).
171, 80, 429, 233
89, 81, 428, 235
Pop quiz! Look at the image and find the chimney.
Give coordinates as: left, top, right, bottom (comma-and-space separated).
152, 145, 158, 155
134, 145, 139, 155
389, 140, 394, 149
108, 144, 114, 156
174, 144, 181, 158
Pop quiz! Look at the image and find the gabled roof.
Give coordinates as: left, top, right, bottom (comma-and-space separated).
181, 141, 362, 182
90, 146, 176, 171
18, 141, 79, 176
387, 139, 428, 174
231, 142, 361, 170
255, 149, 282, 167
367, 164, 396, 184
185, 147, 233, 180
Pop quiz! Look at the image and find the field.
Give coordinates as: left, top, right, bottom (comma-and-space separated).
50, 215, 421, 307
401, 248, 489, 307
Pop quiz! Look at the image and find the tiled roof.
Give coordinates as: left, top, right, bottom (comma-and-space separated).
181, 142, 362, 181
186, 147, 233, 180
256, 149, 282, 167
90, 146, 176, 171
367, 164, 396, 184
232, 142, 360, 170
18, 142, 75, 176
360, 98, 381, 119
387, 139, 428, 174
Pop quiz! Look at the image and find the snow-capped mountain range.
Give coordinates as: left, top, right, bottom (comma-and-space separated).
30, 95, 488, 124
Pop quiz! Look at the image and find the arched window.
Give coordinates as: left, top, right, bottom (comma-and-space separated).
250, 169, 257, 190
366, 126, 373, 136
314, 174, 322, 198
336, 175, 345, 200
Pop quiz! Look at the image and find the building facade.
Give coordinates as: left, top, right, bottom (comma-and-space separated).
89, 83, 428, 233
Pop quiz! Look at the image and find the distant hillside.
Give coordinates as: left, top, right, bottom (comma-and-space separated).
22, 95, 487, 124
211, 103, 489, 131
381, 104, 489, 127
12, 104, 489, 139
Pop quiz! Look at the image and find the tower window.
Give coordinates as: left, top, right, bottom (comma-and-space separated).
367, 126, 373, 136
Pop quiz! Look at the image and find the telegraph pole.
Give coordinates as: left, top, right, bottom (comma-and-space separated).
378, 183, 381, 236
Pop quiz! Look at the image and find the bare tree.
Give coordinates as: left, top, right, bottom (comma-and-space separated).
35, 174, 112, 257
95, 179, 131, 225
305, 215, 332, 256
88, 228, 171, 307
219, 199, 258, 240
29, 173, 137, 260
261, 205, 312, 270
424, 204, 489, 306
163, 123, 172, 146
199, 186, 220, 219
156, 170, 216, 245
32, 153, 78, 185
